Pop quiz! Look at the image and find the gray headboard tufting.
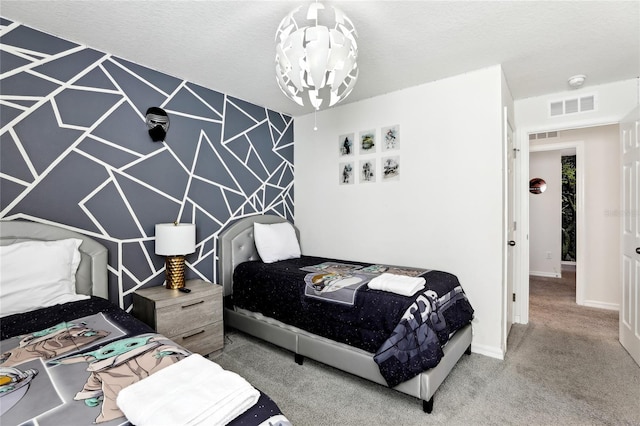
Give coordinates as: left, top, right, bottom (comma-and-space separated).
218, 215, 300, 297
0, 220, 109, 299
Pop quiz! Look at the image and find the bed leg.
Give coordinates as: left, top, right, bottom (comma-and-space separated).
422, 397, 434, 413
295, 353, 304, 365
465, 344, 472, 355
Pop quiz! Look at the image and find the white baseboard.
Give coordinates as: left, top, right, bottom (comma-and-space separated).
471, 343, 504, 360
529, 271, 561, 278
581, 300, 619, 311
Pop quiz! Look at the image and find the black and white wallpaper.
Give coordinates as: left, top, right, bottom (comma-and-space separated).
0, 18, 295, 309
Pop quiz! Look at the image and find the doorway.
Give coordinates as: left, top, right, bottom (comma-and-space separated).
529, 141, 585, 304
521, 124, 622, 325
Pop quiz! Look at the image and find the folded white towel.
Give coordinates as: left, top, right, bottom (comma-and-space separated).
117, 354, 259, 426
368, 273, 426, 296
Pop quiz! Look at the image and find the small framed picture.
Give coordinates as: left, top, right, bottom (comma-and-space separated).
359, 130, 376, 154
359, 159, 376, 183
382, 156, 400, 181
339, 162, 355, 185
381, 124, 400, 151
339, 133, 355, 156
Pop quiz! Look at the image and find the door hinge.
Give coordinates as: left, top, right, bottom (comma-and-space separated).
513, 148, 520, 158
512, 293, 516, 302
513, 221, 517, 231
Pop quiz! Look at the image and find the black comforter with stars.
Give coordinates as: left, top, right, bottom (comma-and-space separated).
232, 255, 474, 387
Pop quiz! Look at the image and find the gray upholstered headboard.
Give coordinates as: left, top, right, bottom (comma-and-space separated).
0, 220, 109, 299
218, 215, 300, 297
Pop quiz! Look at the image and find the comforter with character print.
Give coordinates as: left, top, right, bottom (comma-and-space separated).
0, 297, 289, 426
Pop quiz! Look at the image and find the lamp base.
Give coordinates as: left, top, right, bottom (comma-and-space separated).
165, 255, 186, 289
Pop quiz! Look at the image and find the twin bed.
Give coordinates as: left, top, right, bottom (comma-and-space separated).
0, 220, 290, 426
219, 214, 474, 413
0, 215, 473, 425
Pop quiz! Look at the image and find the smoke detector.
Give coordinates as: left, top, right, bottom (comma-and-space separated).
568, 74, 586, 89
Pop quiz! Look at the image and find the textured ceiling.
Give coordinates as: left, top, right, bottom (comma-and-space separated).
2, 1, 639, 117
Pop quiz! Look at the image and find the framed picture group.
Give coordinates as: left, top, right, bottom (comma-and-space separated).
338, 124, 400, 185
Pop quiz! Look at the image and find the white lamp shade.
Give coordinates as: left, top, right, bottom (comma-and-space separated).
275, 2, 358, 110
155, 223, 196, 256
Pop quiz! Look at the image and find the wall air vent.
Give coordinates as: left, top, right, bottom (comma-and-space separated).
549, 94, 596, 117
580, 95, 595, 111
550, 101, 564, 117
530, 131, 559, 140
565, 99, 579, 114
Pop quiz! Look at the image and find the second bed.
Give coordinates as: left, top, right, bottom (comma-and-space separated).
219, 214, 474, 413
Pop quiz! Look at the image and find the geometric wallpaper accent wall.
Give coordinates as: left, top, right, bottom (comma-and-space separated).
0, 18, 294, 310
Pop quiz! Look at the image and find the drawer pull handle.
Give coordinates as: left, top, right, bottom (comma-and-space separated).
183, 330, 205, 340
181, 300, 205, 309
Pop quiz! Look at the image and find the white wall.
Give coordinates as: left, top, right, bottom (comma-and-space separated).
294, 66, 508, 359
529, 150, 562, 277
514, 78, 637, 322
516, 80, 638, 132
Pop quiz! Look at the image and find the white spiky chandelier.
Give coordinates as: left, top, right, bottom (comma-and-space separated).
275, 1, 359, 110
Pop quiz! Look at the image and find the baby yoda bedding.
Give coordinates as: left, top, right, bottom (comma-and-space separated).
0, 297, 290, 426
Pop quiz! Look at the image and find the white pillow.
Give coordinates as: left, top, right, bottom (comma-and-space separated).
254, 222, 301, 263
0, 238, 89, 318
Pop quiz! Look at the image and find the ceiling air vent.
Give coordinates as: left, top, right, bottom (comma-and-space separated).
549, 94, 596, 117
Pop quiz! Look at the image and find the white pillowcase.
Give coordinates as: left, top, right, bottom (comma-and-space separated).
0, 238, 89, 318
254, 222, 301, 263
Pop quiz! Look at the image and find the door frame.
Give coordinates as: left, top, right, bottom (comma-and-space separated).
517, 122, 615, 324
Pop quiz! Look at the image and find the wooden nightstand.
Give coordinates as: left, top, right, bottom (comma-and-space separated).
132, 279, 223, 356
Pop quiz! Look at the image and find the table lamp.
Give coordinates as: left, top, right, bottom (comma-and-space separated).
155, 222, 196, 289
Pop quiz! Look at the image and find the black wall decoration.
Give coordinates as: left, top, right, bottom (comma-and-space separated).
145, 107, 170, 142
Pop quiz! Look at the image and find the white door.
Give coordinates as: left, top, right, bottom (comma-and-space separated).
506, 118, 515, 337
620, 105, 640, 367
503, 108, 515, 350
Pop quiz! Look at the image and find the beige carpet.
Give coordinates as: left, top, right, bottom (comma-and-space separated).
213, 271, 640, 425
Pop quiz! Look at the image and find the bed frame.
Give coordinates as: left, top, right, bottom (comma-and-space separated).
0, 220, 109, 298
219, 214, 472, 413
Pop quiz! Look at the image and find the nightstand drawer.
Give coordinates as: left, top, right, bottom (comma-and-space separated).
131, 280, 224, 356
156, 297, 216, 337
171, 321, 223, 355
